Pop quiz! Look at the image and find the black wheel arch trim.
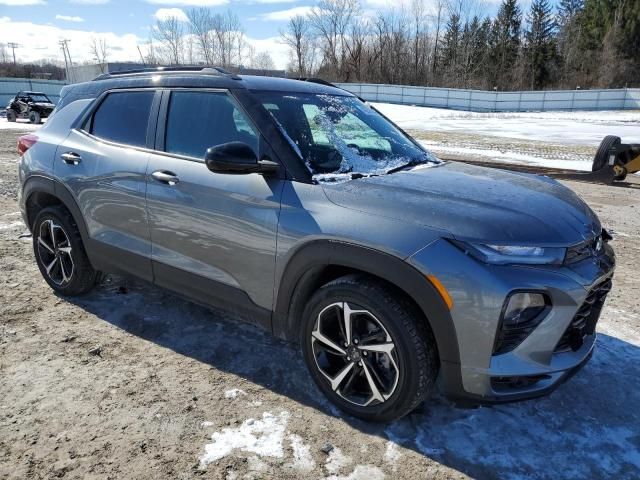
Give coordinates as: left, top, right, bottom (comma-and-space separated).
22, 174, 96, 264
273, 239, 461, 368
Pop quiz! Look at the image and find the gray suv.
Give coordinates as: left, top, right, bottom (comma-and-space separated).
18, 68, 615, 421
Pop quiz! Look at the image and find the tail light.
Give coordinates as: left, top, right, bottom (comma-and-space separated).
18, 134, 38, 156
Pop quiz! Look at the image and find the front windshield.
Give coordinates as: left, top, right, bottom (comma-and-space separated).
254, 92, 439, 181
28, 94, 51, 103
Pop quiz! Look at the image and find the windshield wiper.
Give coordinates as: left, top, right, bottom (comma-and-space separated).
385, 158, 431, 175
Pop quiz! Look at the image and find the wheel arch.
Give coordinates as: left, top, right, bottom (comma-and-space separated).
23, 175, 94, 265
273, 240, 461, 367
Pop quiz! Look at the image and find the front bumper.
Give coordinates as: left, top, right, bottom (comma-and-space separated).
409, 238, 615, 403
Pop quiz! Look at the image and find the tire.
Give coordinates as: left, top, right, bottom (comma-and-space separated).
32, 206, 98, 296
29, 110, 41, 124
6, 109, 16, 122
592, 135, 621, 172
300, 274, 438, 422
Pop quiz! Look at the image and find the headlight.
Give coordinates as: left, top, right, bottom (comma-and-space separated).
451, 240, 565, 265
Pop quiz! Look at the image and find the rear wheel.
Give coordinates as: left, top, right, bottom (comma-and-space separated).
29, 111, 41, 124
32, 206, 98, 296
6, 109, 16, 122
592, 135, 621, 172
300, 274, 438, 422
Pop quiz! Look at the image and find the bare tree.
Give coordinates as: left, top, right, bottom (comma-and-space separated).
431, 0, 446, 79
89, 37, 109, 72
187, 7, 215, 64
0, 43, 9, 64
252, 51, 275, 70
154, 16, 184, 65
410, 0, 430, 83
213, 10, 246, 67
309, 0, 360, 80
280, 15, 315, 76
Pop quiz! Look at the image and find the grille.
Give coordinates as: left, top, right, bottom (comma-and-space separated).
565, 235, 603, 264
555, 277, 612, 352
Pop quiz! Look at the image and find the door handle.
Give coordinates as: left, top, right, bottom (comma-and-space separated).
61, 151, 82, 165
151, 170, 179, 186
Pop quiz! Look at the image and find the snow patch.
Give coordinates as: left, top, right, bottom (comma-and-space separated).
325, 465, 386, 480
0, 120, 42, 131
288, 433, 316, 472
0, 221, 23, 231
200, 421, 214, 428
224, 388, 247, 399
374, 103, 640, 146
384, 441, 401, 468
325, 446, 351, 474
199, 411, 290, 467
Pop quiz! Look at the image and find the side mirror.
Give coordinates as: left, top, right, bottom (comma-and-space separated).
204, 142, 279, 175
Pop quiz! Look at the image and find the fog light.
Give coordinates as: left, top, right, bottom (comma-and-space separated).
503, 293, 547, 326
493, 292, 550, 355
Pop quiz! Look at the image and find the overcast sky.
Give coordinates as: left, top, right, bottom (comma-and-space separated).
0, 0, 508, 70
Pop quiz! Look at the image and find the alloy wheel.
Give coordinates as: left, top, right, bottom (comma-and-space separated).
311, 302, 399, 407
37, 219, 74, 286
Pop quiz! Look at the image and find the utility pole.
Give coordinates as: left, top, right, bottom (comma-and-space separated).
7, 42, 19, 65
59, 39, 74, 83
137, 45, 146, 67
59, 40, 71, 83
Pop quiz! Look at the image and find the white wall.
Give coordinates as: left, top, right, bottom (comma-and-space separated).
336, 83, 640, 112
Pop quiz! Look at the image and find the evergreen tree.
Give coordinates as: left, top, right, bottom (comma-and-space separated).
489, 0, 522, 89
525, 0, 557, 88
441, 13, 462, 77
558, 0, 584, 26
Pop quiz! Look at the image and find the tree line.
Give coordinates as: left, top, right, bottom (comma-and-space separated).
280, 0, 639, 90
2, 0, 638, 90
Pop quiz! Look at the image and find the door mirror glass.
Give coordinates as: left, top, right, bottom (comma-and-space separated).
205, 142, 259, 174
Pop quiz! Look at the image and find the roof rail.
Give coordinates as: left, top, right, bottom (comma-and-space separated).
92, 66, 241, 81
294, 77, 337, 88
295, 77, 365, 101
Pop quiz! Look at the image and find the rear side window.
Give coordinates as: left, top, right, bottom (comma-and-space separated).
164, 91, 259, 159
90, 91, 154, 147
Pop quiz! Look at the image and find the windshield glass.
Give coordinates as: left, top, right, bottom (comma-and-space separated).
27, 94, 51, 103
254, 92, 439, 181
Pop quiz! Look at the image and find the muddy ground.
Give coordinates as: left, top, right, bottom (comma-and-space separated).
1, 125, 639, 480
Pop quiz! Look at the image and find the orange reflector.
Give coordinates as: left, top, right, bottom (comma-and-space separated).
427, 275, 454, 310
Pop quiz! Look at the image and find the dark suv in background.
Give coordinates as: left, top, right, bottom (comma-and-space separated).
6, 90, 55, 124
17, 68, 615, 421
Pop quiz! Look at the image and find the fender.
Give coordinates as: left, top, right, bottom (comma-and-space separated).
22, 174, 97, 269
273, 239, 461, 367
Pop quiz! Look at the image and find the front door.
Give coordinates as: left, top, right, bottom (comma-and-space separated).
145, 89, 283, 328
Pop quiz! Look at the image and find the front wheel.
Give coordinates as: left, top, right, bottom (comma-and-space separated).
32, 206, 98, 296
300, 274, 438, 422
6, 109, 16, 122
29, 111, 41, 124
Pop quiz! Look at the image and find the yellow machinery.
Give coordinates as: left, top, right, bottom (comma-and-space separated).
591, 136, 640, 183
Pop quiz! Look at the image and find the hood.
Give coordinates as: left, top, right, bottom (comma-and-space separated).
321, 162, 601, 246
31, 102, 55, 110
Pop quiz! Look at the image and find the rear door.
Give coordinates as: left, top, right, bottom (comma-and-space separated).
145, 89, 284, 327
53, 89, 159, 280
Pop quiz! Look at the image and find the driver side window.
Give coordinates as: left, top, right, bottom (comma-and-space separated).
164, 91, 259, 160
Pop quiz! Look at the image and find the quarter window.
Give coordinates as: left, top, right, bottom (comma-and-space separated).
164, 91, 259, 159
90, 91, 154, 148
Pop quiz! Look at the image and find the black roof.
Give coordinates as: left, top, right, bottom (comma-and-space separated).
66, 68, 352, 98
